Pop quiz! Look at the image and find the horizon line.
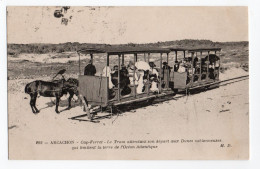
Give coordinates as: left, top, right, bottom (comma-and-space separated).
7, 39, 249, 45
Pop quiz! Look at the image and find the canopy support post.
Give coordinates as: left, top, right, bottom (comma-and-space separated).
133, 53, 137, 98
166, 53, 169, 89
118, 54, 121, 102
78, 52, 81, 75
206, 51, 210, 82
199, 52, 202, 83
90, 53, 93, 64
106, 54, 109, 100
122, 54, 124, 66
159, 53, 162, 93
147, 53, 150, 96
217, 51, 220, 80
191, 52, 194, 87
135, 54, 137, 62
107, 54, 109, 66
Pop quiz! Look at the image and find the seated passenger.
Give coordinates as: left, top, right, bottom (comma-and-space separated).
178, 61, 186, 73
120, 65, 131, 96
195, 61, 201, 74
135, 61, 151, 81
149, 61, 159, 77
121, 65, 128, 77
193, 56, 199, 68
149, 61, 159, 93
113, 65, 119, 72
208, 63, 215, 80
111, 65, 119, 86
102, 66, 114, 89
209, 63, 215, 69
215, 61, 220, 68
150, 75, 159, 93
127, 61, 138, 85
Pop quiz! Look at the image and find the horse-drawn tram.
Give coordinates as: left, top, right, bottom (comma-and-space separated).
74, 47, 221, 121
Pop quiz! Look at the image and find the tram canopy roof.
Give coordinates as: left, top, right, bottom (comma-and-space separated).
167, 47, 188, 52
188, 47, 221, 53
77, 47, 170, 55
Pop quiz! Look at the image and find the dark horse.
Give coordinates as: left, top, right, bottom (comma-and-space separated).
65, 78, 79, 108
25, 78, 78, 114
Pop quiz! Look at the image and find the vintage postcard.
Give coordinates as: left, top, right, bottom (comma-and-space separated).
7, 6, 249, 160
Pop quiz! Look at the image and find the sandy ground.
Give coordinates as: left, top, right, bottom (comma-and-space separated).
8, 68, 249, 160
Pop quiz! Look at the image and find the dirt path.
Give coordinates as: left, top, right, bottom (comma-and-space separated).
8, 69, 249, 160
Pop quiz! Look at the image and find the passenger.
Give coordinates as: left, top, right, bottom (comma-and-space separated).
120, 65, 131, 96
150, 75, 159, 93
193, 56, 198, 68
127, 61, 138, 85
162, 62, 171, 88
178, 61, 186, 73
121, 65, 128, 77
111, 65, 119, 86
149, 60, 159, 93
135, 61, 151, 82
149, 61, 159, 77
113, 65, 119, 72
163, 62, 171, 70
174, 61, 180, 72
208, 62, 215, 79
136, 70, 145, 94
84, 60, 96, 76
102, 66, 114, 89
209, 63, 215, 69
215, 60, 220, 68
188, 66, 195, 74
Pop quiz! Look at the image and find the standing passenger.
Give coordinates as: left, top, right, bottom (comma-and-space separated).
84, 60, 96, 76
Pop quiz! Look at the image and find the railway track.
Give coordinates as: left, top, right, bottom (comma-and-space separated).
217, 75, 249, 86
69, 74, 249, 123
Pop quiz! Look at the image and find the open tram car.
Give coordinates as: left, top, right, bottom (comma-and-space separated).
76, 47, 221, 120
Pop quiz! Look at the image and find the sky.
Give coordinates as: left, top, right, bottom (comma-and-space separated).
7, 6, 248, 44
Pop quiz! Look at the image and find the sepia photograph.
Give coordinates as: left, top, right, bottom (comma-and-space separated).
7, 6, 249, 160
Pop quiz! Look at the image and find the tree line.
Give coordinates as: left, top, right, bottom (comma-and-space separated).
7, 40, 248, 55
